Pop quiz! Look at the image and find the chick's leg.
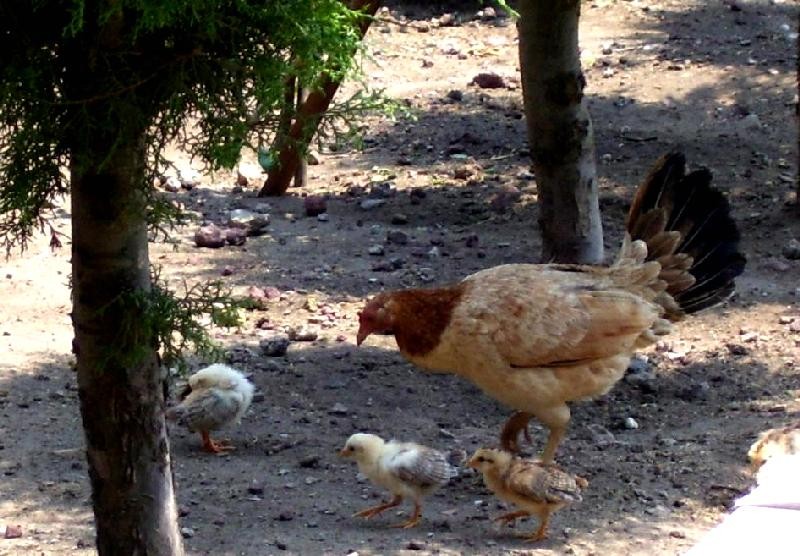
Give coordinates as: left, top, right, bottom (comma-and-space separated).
391, 501, 422, 529
494, 510, 529, 526
200, 431, 234, 454
500, 412, 533, 453
353, 495, 402, 519
525, 509, 552, 542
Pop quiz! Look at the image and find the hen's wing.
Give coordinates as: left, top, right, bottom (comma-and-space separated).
168, 388, 241, 432
384, 444, 453, 489
504, 460, 584, 504
458, 264, 662, 367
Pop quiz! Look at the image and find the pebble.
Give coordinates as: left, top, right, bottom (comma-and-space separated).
180, 527, 195, 539
779, 315, 796, 325
288, 326, 318, 341
304, 196, 327, 217
783, 239, 800, 260
260, 336, 290, 357
446, 89, 464, 102
3, 525, 22, 539
470, 72, 506, 89
406, 541, 424, 550
317, 213, 329, 222
386, 230, 409, 245
194, 224, 226, 248
329, 402, 349, 416
391, 213, 409, 225
368, 245, 385, 256
624, 417, 639, 430
247, 481, 265, 496
360, 199, 386, 210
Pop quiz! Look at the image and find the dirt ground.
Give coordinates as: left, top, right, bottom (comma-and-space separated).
1, 1, 798, 554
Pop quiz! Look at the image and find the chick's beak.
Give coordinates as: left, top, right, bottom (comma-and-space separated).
338, 448, 349, 457
466, 458, 478, 469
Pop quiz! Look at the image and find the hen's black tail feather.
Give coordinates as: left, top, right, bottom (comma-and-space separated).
625, 151, 746, 318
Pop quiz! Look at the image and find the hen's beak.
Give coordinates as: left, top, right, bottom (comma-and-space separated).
466, 458, 479, 469
356, 327, 368, 346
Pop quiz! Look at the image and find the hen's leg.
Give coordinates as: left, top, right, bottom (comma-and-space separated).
201, 431, 234, 454
353, 495, 402, 519
537, 405, 571, 464
390, 501, 421, 529
494, 510, 529, 526
500, 412, 533, 453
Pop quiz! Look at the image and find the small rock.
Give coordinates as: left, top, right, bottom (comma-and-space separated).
465, 234, 479, 248
670, 530, 686, 539
260, 336, 291, 357
783, 239, 800, 260
406, 541, 424, 550
274, 511, 294, 522
470, 72, 506, 89
221, 266, 234, 276
453, 166, 475, 180
446, 90, 464, 102
779, 315, 796, 325
229, 209, 269, 236
391, 213, 409, 225
677, 381, 710, 402
288, 326, 318, 341
275, 540, 288, 550
368, 245, 385, 256
360, 199, 386, 210
163, 176, 181, 193
726, 343, 749, 356
4, 525, 22, 539
194, 224, 226, 248
304, 196, 327, 217
224, 227, 247, 246
299, 455, 320, 468
247, 481, 265, 496
587, 423, 615, 445
180, 527, 195, 539
329, 402, 349, 416
623, 417, 639, 430
386, 230, 409, 245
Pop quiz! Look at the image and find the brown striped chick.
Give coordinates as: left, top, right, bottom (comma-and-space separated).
748, 424, 800, 470
166, 364, 255, 454
339, 433, 457, 528
468, 448, 587, 542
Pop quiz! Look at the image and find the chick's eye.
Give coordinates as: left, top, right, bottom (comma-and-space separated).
476, 456, 484, 462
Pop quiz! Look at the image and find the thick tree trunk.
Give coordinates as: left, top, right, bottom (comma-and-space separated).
518, 0, 603, 263
258, 0, 381, 197
71, 132, 184, 555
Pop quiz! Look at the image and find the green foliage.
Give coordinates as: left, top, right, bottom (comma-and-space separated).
0, 0, 372, 249
112, 272, 245, 373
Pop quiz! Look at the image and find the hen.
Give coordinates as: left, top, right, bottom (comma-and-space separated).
339, 433, 458, 528
166, 364, 255, 453
357, 152, 746, 463
468, 448, 587, 541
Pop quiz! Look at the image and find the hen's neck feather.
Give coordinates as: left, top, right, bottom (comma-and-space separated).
388, 284, 466, 357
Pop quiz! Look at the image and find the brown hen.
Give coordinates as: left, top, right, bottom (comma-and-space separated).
357, 152, 746, 463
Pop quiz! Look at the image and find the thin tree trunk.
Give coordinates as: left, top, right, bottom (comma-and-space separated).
258, 0, 381, 197
518, 0, 603, 263
71, 131, 184, 555
294, 84, 309, 188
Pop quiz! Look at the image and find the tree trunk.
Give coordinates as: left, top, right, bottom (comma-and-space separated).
258, 0, 381, 197
518, 0, 603, 263
71, 131, 184, 555
294, 85, 309, 188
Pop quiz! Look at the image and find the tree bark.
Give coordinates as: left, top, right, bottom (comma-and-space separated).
71, 131, 184, 555
518, 0, 603, 263
258, 0, 381, 197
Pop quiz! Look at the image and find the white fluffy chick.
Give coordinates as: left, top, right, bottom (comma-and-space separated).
166, 364, 255, 453
748, 424, 800, 470
339, 433, 457, 528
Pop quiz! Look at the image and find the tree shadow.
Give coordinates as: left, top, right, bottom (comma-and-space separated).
0, 339, 793, 553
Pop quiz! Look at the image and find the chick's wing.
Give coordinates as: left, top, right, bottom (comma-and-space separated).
458, 264, 661, 368
505, 460, 584, 504
386, 445, 452, 489
172, 388, 240, 431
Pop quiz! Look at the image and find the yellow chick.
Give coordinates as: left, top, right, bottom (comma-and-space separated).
166, 364, 255, 453
468, 448, 587, 542
339, 433, 457, 528
748, 424, 800, 470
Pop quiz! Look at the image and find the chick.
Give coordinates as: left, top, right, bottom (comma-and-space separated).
339, 433, 457, 528
166, 364, 255, 453
468, 448, 587, 542
748, 424, 800, 470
